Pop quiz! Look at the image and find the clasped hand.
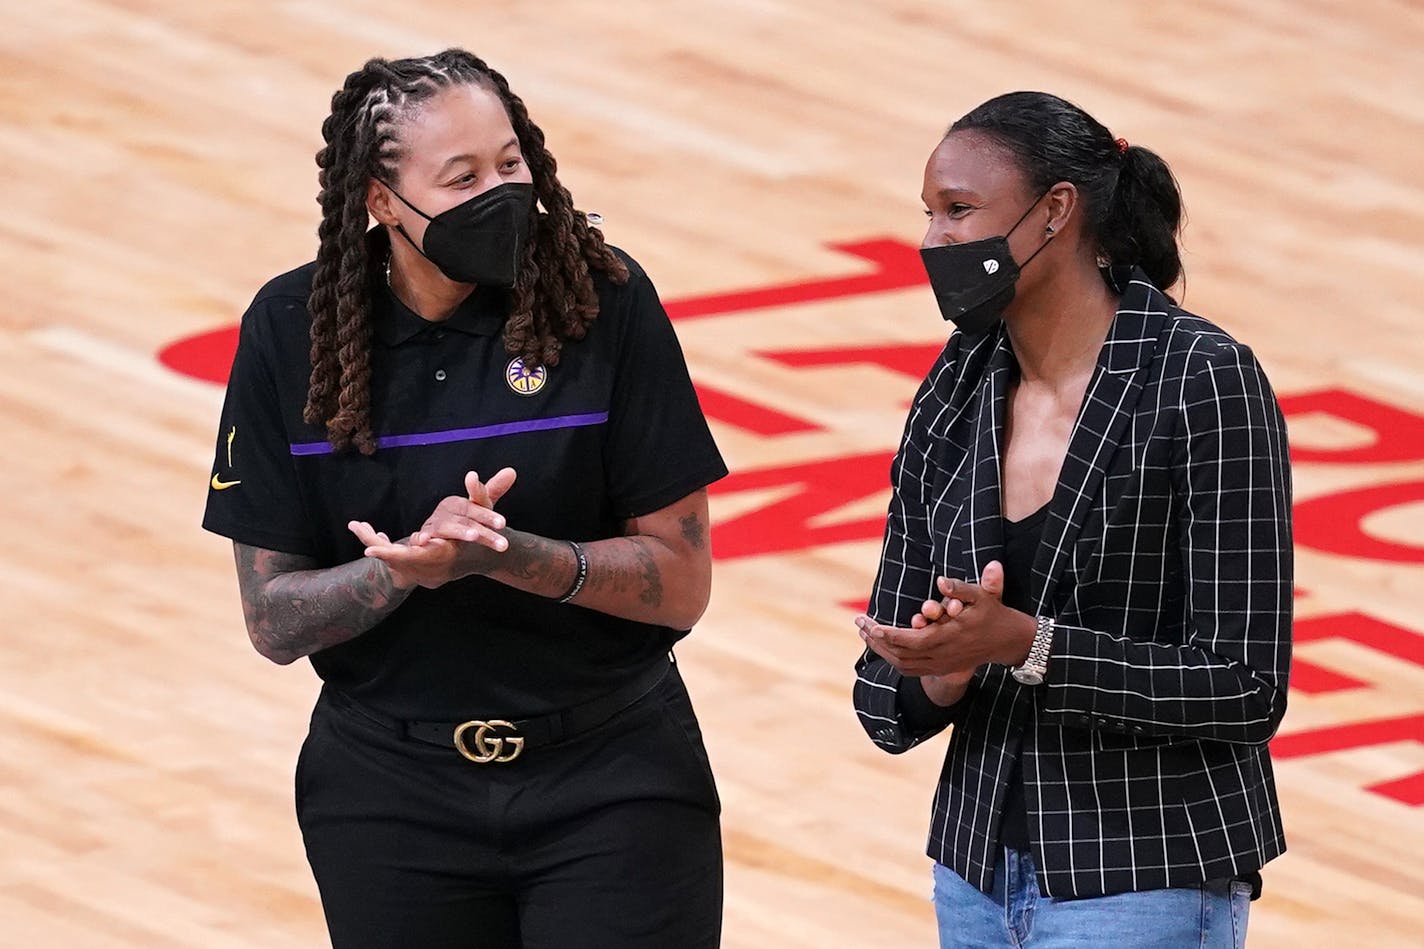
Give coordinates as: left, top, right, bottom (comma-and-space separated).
855, 561, 1034, 680
347, 468, 516, 589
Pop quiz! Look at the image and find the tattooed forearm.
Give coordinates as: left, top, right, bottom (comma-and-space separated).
233, 542, 413, 665
478, 529, 669, 608
631, 539, 664, 607
470, 491, 710, 629
566, 537, 665, 607
473, 531, 578, 589
479, 532, 696, 626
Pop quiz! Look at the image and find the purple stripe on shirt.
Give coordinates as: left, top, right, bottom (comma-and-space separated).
289, 411, 609, 456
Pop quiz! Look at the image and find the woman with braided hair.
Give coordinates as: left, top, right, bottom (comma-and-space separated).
203, 49, 726, 947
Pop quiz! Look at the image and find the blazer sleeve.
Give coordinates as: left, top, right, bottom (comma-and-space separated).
853, 363, 974, 753
1040, 342, 1293, 745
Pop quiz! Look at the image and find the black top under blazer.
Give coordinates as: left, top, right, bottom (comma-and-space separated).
854, 268, 1293, 899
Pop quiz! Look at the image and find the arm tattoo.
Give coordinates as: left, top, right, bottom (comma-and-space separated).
233, 542, 412, 664
481, 531, 576, 588
484, 532, 664, 609
678, 512, 707, 550
632, 539, 664, 607
578, 537, 664, 608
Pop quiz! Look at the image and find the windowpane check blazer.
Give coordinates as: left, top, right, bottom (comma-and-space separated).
853, 269, 1293, 899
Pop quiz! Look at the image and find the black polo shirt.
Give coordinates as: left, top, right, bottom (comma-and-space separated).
203, 234, 727, 720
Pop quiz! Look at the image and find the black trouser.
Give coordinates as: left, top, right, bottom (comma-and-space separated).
295, 662, 723, 948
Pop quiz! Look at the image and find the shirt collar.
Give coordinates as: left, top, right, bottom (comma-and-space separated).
365, 227, 508, 346
1101, 263, 1177, 307
374, 279, 507, 346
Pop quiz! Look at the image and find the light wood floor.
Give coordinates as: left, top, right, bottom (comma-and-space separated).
4, 1, 1423, 944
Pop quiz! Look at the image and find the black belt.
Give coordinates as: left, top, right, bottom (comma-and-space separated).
325, 657, 672, 764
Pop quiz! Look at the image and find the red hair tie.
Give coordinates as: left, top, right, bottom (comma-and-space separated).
1114, 137, 1129, 155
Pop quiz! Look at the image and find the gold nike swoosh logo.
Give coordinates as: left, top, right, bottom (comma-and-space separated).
211, 473, 242, 490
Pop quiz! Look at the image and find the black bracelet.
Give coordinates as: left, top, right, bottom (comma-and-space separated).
557, 540, 588, 603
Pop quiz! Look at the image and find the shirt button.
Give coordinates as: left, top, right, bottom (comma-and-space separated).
434, 330, 445, 341
434, 369, 447, 382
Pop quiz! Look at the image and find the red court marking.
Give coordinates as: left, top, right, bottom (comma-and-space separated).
1290, 609, 1424, 694
1295, 611, 1424, 666
1290, 660, 1369, 694
1280, 388, 1424, 464
1272, 714, 1424, 757
160, 326, 239, 385
709, 451, 893, 560
695, 383, 821, 436
1365, 772, 1424, 807
1272, 715, 1424, 807
663, 239, 925, 321
760, 343, 943, 383
1273, 713, 1423, 756
711, 342, 943, 430
1294, 480, 1424, 563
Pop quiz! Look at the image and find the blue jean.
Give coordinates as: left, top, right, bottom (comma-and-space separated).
933, 849, 1250, 948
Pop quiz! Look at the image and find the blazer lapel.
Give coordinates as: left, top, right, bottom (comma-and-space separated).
1032, 273, 1168, 612
949, 332, 1018, 583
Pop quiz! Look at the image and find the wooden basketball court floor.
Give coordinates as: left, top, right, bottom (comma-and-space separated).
3, 1, 1422, 944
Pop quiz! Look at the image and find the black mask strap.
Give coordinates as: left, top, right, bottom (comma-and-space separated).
1004, 189, 1055, 272
381, 180, 436, 222
390, 222, 426, 259
379, 180, 435, 260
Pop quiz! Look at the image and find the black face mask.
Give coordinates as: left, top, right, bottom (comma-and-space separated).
919, 192, 1052, 335
385, 181, 535, 286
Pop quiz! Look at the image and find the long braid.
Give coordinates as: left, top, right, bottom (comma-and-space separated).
305, 87, 364, 437
304, 50, 628, 453
306, 68, 402, 453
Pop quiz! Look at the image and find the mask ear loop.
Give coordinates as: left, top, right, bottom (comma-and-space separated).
377, 179, 436, 262
379, 180, 436, 222
1004, 188, 1058, 271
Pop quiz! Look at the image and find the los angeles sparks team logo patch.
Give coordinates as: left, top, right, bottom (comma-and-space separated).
505, 357, 547, 396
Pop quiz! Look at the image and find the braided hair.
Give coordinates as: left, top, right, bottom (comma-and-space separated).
306, 48, 629, 454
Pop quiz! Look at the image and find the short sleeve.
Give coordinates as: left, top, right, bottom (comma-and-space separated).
201, 298, 318, 556
602, 259, 727, 518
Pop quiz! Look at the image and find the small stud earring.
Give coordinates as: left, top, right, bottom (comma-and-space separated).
1045, 224, 1056, 235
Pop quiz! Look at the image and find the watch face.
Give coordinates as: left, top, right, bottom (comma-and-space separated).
1011, 668, 1044, 687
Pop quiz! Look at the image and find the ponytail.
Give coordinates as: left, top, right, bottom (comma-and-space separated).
949, 91, 1186, 293
1097, 144, 1183, 292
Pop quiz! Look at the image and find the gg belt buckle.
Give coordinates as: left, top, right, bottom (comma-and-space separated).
453, 719, 525, 764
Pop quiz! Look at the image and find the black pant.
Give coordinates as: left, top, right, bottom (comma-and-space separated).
295, 663, 723, 948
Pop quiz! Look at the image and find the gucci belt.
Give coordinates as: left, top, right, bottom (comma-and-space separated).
452, 719, 525, 764
324, 657, 673, 765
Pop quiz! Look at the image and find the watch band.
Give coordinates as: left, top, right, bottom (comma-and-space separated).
1011, 615, 1055, 686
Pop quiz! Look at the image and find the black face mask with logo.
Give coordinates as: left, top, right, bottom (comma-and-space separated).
384, 181, 535, 287
919, 192, 1053, 336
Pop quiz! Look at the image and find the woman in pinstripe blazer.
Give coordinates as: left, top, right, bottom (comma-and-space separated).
853, 92, 1292, 948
